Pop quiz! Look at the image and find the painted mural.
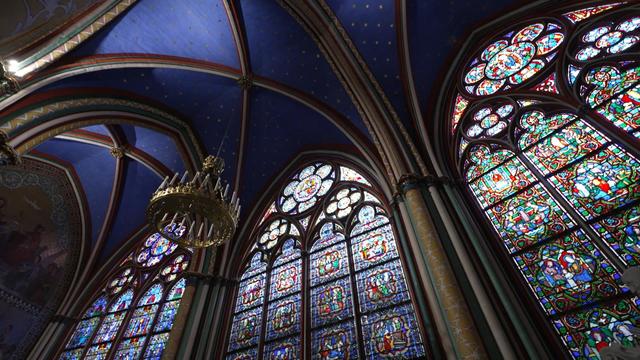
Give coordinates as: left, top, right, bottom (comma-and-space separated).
0, 158, 81, 359
0, 0, 101, 56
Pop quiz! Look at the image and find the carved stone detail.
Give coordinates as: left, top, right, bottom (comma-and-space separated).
0, 62, 19, 97
0, 129, 20, 166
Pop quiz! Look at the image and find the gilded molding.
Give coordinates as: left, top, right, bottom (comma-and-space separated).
8, 0, 137, 79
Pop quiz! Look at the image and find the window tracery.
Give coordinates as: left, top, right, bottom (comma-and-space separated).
448, 2, 640, 358
225, 162, 426, 359
59, 234, 190, 360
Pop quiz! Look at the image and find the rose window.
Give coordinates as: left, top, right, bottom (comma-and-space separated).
107, 268, 134, 294
160, 255, 189, 281
279, 163, 335, 214
464, 104, 514, 139
136, 232, 179, 267
258, 218, 298, 250
464, 22, 564, 96
325, 187, 362, 219
575, 16, 640, 61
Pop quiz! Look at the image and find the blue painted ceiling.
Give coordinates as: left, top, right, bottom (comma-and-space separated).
21, 0, 524, 268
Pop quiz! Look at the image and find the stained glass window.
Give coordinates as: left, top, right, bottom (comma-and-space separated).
448, 3, 640, 358
225, 163, 426, 359
59, 233, 191, 359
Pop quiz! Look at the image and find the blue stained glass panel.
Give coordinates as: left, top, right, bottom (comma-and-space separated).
592, 203, 640, 266
361, 304, 426, 359
66, 317, 100, 349
93, 312, 126, 344
310, 242, 349, 286
84, 296, 108, 318
142, 333, 170, 360
167, 278, 186, 300
225, 347, 258, 360
311, 277, 354, 328
356, 259, 411, 313
109, 290, 134, 313
269, 259, 302, 301
240, 253, 267, 281
351, 225, 399, 271
154, 300, 180, 332
139, 284, 163, 305
228, 307, 262, 351
85, 343, 112, 360
234, 272, 266, 313
273, 239, 301, 267
266, 293, 301, 341
311, 321, 359, 360
124, 304, 159, 337
59, 348, 83, 360
311, 223, 345, 252
263, 336, 301, 360
113, 336, 146, 360
311, 321, 358, 360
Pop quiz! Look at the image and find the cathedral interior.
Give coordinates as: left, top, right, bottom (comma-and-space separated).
0, 0, 639, 359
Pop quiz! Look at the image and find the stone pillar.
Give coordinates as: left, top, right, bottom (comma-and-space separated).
401, 181, 488, 359
161, 273, 201, 360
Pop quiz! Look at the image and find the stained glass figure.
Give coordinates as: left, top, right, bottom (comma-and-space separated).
167, 278, 186, 300
269, 259, 301, 301
84, 296, 108, 318
66, 318, 101, 349
351, 225, 399, 271
84, 343, 111, 360
468, 158, 535, 209
310, 242, 349, 286
109, 290, 134, 313
228, 306, 263, 351
514, 230, 624, 315
113, 336, 146, 359
310, 277, 353, 328
263, 336, 300, 360
142, 333, 170, 360
226, 347, 258, 360
311, 321, 359, 360
154, 301, 180, 332
554, 298, 640, 359
549, 145, 640, 220
356, 260, 411, 313
584, 65, 640, 108
266, 294, 301, 341
350, 205, 390, 237
361, 304, 426, 359
452, 94, 469, 133
593, 204, 640, 266
235, 272, 266, 313
93, 312, 126, 344
272, 239, 302, 267
124, 305, 159, 337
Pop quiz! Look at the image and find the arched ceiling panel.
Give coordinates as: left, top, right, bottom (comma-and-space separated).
406, 0, 522, 119
237, 0, 366, 132
38, 67, 242, 183
325, 0, 411, 124
241, 87, 354, 210
100, 158, 160, 262
32, 138, 115, 246
82, 124, 113, 137
68, 0, 240, 68
120, 125, 186, 174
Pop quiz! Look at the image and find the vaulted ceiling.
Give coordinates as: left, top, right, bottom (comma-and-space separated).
1, 0, 524, 270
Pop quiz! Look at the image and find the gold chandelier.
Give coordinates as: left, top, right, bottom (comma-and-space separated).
146, 155, 240, 248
